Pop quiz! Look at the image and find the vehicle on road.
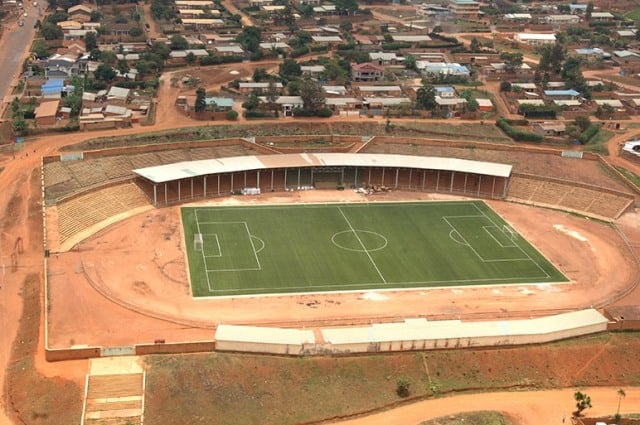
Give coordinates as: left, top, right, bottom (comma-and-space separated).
18, 19, 24, 26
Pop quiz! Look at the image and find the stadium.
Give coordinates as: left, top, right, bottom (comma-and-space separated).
41, 134, 639, 360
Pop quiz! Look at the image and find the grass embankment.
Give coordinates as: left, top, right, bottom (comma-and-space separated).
144, 332, 640, 425
61, 121, 512, 152
615, 166, 640, 189
420, 411, 513, 425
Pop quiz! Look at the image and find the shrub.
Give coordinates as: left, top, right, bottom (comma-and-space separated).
315, 107, 332, 118
226, 110, 238, 120
496, 118, 543, 143
578, 123, 601, 144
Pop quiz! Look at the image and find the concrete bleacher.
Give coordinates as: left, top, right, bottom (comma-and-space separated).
507, 175, 633, 220
56, 183, 150, 245
44, 143, 262, 203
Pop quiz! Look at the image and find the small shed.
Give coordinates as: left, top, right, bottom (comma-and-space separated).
34, 100, 60, 126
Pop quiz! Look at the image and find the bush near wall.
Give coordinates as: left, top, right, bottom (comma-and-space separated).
579, 123, 601, 144
496, 118, 543, 143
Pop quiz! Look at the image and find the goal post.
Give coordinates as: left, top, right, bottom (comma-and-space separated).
194, 233, 203, 251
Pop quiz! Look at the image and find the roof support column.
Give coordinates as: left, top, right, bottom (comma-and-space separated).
492, 176, 496, 198
230, 173, 234, 193
477, 175, 482, 196
190, 178, 194, 199
464, 173, 468, 194
450, 171, 455, 192
243, 171, 247, 188
256, 170, 260, 188
284, 169, 288, 190
381, 167, 385, 185
354, 167, 358, 186
310, 168, 314, 186
217, 174, 220, 195
502, 177, 508, 198
422, 170, 426, 190
368, 167, 371, 184
270, 169, 274, 191
408, 169, 412, 189
164, 182, 167, 206
178, 180, 181, 203
204, 176, 207, 198
436, 170, 440, 192
297, 168, 301, 188
341, 167, 344, 183
394, 168, 399, 188
153, 184, 157, 207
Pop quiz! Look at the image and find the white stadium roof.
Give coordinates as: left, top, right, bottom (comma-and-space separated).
133, 153, 513, 183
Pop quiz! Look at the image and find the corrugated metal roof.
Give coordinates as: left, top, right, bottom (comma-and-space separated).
322, 309, 607, 345
133, 153, 513, 183
216, 324, 315, 345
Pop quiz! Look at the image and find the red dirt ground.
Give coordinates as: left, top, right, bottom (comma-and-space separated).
0, 58, 639, 423
45, 189, 638, 349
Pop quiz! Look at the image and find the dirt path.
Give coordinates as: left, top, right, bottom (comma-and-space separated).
330, 386, 640, 425
219, 0, 253, 27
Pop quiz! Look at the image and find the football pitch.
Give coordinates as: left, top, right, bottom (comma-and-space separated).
181, 201, 568, 297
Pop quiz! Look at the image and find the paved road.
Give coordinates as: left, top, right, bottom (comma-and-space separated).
0, 1, 41, 116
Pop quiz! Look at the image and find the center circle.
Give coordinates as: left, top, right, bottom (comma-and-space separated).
332, 230, 388, 252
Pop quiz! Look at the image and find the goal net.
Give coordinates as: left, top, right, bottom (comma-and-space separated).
502, 225, 517, 242
194, 233, 203, 251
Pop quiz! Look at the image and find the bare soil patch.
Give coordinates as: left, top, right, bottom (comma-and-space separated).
142, 332, 640, 425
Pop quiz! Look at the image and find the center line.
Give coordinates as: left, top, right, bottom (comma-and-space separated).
337, 207, 387, 284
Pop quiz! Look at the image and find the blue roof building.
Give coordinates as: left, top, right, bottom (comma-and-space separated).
204, 97, 234, 110
41, 80, 64, 98
544, 89, 581, 99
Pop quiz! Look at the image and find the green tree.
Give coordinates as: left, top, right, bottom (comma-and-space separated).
586, 1, 594, 20
253, 68, 268, 82
404, 54, 417, 72
299, 77, 325, 112
40, 22, 63, 40
470, 37, 481, 53
94, 64, 116, 82
573, 391, 592, 417
12, 117, 28, 135
616, 388, 626, 419
236, 26, 262, 53
574, 115, 591, 132
185, 52, 196, 64
150, 42, 171, 60
500, 51, 523, 72
170, 34, 189, 50
416, 80, 436, 110
195, 87, 206, 112
266, 81, 279, 116
279, 58, 302, 80
32, 40, 51, 59
84, 32, 98, 51
100, 50, 118, 66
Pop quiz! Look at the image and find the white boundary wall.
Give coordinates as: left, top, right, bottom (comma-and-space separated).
214, 310, 608, 356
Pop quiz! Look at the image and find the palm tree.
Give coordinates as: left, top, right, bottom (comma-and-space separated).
616, 388, 626, 417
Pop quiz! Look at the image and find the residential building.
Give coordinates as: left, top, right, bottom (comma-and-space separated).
514, 33, 556, 46
448, 0, 479, 19
68, 4, 93, 23
351, 62, 384, 82
238, 82, 284, 94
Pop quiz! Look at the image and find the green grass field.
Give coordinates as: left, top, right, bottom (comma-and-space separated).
181, 201, 567, 297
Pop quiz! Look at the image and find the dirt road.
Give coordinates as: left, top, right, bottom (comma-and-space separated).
331, 387, 640, 425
